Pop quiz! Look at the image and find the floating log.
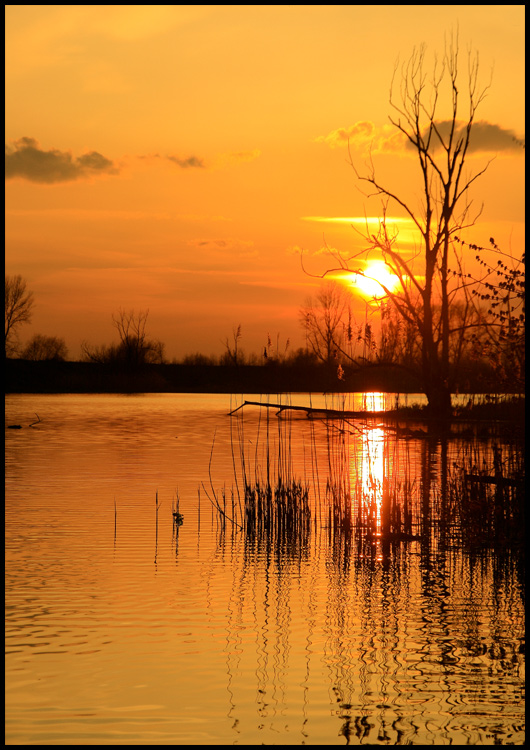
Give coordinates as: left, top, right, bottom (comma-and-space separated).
228, 399, 390, 420
464, 473, 523, 488
7, 413, 40, 429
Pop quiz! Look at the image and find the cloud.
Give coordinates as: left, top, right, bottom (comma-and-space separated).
286, 245, 306, 256
189, 237, 257, 258
315, 121, 403, 153
5, 137, 118, 183
166, 154, 206, 169
315, 120, 376, 149
195, 239, 230, 248
138, 152, 206, 169
213, 149, 261, 169
302, 216, 413, 225
420, 120, 525, 154
317, 120, 524, 156
138, 148, 260, 171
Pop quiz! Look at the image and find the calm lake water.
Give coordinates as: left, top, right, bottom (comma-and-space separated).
5, 393, 525, 745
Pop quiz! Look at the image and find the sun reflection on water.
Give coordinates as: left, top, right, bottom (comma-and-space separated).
359, 391, 386, 412
5, 393, 525, 746
351, 394, 390, 561
353, 425, 387, 560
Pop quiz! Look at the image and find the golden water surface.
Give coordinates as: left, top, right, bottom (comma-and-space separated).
5, 393, 525, 745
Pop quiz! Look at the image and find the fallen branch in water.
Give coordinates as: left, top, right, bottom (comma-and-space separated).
228, 400, 390, 420
465, 473, 523, 488
8, 413, 41, 429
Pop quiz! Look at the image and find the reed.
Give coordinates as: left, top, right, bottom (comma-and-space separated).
242, 399, 311, 548
206, 396, 524, 554
154, 489, 159, 565
243, 475, 311, 541
206, 396, 314, 549
172, 490, 184, 526
447, 440, 525, 546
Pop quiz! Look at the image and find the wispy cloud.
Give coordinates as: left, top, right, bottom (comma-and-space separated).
138, 152, 206, 169
166, 154, 206, 169
286, 243, 341, 259
286, 245, 307, 257
316, 120, 524, 156
5, 137, 118, 183
302, 216, 413, 225
213, 149, 261, 169
315, 121, 403, 153
188, 237, 257, 258
140, 148, 260, 170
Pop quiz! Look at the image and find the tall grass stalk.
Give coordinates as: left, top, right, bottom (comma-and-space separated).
207, 397, 524, 553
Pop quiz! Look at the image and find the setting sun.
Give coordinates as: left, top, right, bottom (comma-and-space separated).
347, 261, 400, 299
5, 6, 525, 746
5, 5, 524, 362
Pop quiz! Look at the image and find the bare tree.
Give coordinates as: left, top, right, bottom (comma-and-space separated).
82, 308, 165, 366
222, 324, 243, 366
377, 296, 492, 389
300, 281, 353, 365
112, 308, 148, 366
21, 334, 68, 361
310, 33, 494, 416
80, 341, 116, 364
5, 274, 35, 356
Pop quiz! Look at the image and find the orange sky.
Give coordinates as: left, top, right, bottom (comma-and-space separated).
5, 5, 525, 361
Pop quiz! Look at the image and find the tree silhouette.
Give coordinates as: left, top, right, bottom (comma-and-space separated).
456, 236, 525, 391
5, 274, 34, 356
308, 33, 499, 416
82, 308, 165, 367
300, 281, 352, 366
21, 334, 68, 361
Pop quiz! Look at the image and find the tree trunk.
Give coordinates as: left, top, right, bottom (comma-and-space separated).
426, 379, 452, 419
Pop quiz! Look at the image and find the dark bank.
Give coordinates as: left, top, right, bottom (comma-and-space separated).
5, 357, 519, 396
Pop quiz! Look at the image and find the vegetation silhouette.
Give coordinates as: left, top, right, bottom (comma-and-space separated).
303, 33, 524, 417
5, 274, 34, 357
81, 308, 165, 368
207, 399, 524, 556
21, 333, 68, 361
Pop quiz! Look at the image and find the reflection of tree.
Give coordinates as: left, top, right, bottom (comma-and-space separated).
204, 409, 524, 744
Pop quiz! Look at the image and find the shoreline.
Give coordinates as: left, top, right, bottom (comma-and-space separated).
5, 357, 418, 395
5, 357, 521, 396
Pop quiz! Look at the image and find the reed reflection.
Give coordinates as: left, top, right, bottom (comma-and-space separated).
6, 394, 524, 745
199, 397, 524, 744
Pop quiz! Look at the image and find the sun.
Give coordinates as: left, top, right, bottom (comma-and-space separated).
348, 261, 400, 299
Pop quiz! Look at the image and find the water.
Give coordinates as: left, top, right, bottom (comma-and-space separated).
5, 393, 525, 745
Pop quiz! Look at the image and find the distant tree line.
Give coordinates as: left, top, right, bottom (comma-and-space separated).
6, 260, 524, 394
